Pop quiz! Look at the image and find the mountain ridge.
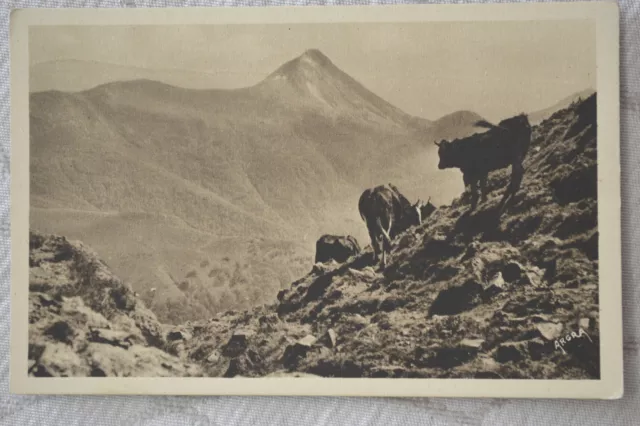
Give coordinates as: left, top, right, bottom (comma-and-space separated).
30, 49, 590, 325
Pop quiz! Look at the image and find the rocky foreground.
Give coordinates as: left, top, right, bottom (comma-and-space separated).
29, 94, 599, 379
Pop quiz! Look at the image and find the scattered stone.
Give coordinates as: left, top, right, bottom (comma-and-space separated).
307, 359, 364, 378
38, 293, 60, 308
428, 280, 483, 316
495, 342, 526, 363
36, 342, 90, 376
349, 314, 369, 330
206, 351, 221, 363
530, 314, 552, 323
88, 328, 133, 349
44, 321, 75, 344
222, 330, 253, 357
459, 338, 484, 350
282, 335, 317, 368
258, 313, 279, 328
166, 330, 192, 342
502, 262, 524, 282
491, 311, 509, 325
371, 366, 408, 378
579, 318, 591, 330
527, 338, 553, 361
379, 296, 411, 312
488, 272, 506, 288
224, 356, 252, 378
416, 344, 479, 369
319, 329, 337, 348
276, 289, 288, 302
535, 322, 564, 341
521, 267, 545, 287
90, 366, 107, 377
483, 274, 505, 299
297, 335, 317, 347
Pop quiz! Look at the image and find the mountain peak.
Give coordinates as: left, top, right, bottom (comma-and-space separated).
266, 49, 337, 83
298, 49, 332, 66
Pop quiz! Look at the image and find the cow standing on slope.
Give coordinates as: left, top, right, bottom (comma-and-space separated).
435, 114, 532, 211
358, 184, 430, 269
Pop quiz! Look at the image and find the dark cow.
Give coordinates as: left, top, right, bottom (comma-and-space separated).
419, 196, 437, 220
315, 234, 361, 264
358, 183, 423, 268
435, 114, 532, 211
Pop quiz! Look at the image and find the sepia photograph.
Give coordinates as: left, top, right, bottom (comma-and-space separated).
10, 3, 622, 398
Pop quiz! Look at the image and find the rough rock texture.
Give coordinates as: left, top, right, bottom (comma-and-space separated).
28, 95, 599, 379
28, 233, 202, 377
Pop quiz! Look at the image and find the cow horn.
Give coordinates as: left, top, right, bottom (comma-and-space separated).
434, 140, 441, 147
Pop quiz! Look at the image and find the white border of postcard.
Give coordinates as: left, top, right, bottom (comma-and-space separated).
9, 2, 622, 398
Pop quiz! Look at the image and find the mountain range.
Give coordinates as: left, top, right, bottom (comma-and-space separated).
28, 94, 600, 379
29, 49, 592, 323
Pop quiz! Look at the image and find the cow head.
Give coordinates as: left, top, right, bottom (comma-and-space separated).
434, 140, 456, 169
406, 200, 423, 227
418, 197, 437, 219
499, 114, 532, 137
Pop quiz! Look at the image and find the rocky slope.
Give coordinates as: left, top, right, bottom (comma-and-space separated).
28, 232, 202, 377
29, 94, 599, 378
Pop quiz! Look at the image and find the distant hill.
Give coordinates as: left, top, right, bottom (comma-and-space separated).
529, 88, 596, 124
29, 59, 228, 93
30, 49, 483, 323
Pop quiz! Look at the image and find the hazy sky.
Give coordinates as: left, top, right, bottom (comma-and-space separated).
30, 21, 595, 121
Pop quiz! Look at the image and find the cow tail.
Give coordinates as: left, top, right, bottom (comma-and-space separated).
474, 120, 505, 130
376, 217, 393, 251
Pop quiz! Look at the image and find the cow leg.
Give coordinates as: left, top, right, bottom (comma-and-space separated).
469, 179, 480, 211
479, 175, 488, 203
372, 235, 380, 265
376, 217, 393, 270
463, 172, 480, 211
501, 162, 524, 208
366, 221, 379, 265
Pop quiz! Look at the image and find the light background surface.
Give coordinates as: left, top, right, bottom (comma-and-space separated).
0, 0, 638, 424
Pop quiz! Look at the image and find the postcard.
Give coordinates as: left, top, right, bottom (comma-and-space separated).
10, 2, 622, 398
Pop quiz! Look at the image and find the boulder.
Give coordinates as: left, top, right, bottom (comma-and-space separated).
535, 322, 564, 341
319, 329, 337, 348
428, 280, 484, 316
494, 342, 526, 363
415, 343, 479, 369
282, 335, 317, 368
88, 328, 134, 349
258, 313, 280, 328
222, 330, 253, 357
44, 321, 75, 345
166, 330, 192, 342
315, 235, 361, 264
502, 262, 524, 282
527, 338, 553, 361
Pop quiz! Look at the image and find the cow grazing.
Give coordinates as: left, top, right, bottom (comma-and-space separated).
435, 114, 532, 211
418, 196, 437, 220
358, 184, 423, 268
315, 234, 361, 264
